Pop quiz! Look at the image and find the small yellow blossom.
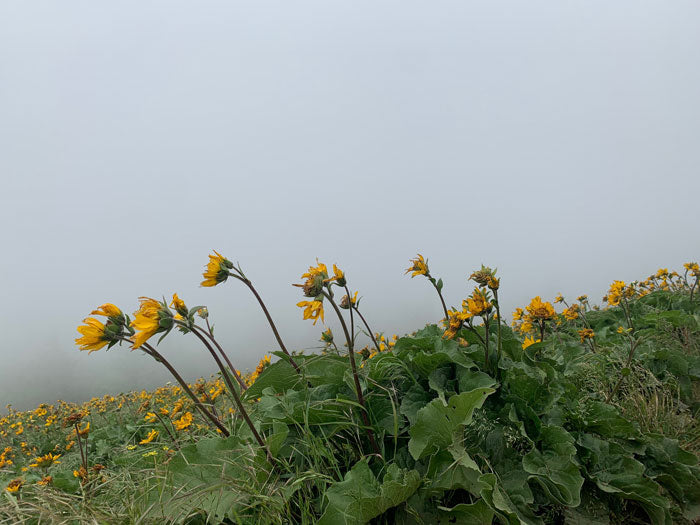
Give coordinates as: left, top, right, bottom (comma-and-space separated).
201, 251, 233, 287
297, 300, 324, 325
522, 336, 541, 350
139, 429, 158, 445
405, 254, 429, 277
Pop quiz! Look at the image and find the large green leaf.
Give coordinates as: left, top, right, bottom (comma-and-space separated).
522, 426, 584, 506
408, 387, 495, 460
317, 460, 421, 524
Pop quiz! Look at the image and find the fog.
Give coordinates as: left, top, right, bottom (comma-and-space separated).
1, 1, 699, 410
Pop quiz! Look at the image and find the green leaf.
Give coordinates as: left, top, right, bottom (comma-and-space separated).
243, 360, 301, 400
408, 387, 495, 460
317, 460, 421, 524
522, 426, 583, 507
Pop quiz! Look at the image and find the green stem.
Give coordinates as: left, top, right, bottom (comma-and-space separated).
323, 290, 381, 456
195, 323, 247, 391
352, 305, 381, 352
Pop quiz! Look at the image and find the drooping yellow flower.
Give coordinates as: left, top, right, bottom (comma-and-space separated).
340, 291, 358, 309
77, 422, 90, 438
170, 293, 187, 315
554, 294, 564, 304
320, 328, 334, 343
297, 300, 324, 325
131, 297, 166, 349
75, 317, 110, 353
5, 479, 22, 493
201, 251, 233, 287
405, 254, 429, 277
139, 429, 158, 445
90, 303, 122, 318
324, 264, 346, 286
526, 296, 555, 320
173, 412, 193, 431
522, 336, 540, 350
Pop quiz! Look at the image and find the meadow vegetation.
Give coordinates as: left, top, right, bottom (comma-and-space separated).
2, 255, 700, 524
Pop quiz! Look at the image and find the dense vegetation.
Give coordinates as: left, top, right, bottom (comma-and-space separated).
2, 256, 699, 524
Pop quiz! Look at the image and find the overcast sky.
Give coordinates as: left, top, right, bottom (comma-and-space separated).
1, 1, 699, 410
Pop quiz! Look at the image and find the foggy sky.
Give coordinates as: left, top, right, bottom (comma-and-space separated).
1, 1, 699, 410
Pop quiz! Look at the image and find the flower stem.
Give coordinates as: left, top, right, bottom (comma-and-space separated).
136, 340, 230, 437
323, 290, 381, 456
233, 275, 300, 372
429, 276, 449, 321
352, 306, 381, 352
196, 322, 247, 391
187, 329, 269, 456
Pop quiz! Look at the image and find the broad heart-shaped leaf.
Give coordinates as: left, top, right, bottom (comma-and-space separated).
301, 353, 354, 386
408, 387, 495, 460
479, 472, 542, 525
522, 426, 583, 507
399, 383, 432, 426
578, 400, 637, 439
577, 433, 672, 525
242, 360, 301, 400
317, 460, 421, 525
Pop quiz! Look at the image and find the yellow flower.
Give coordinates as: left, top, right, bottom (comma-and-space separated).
324, 264, 346, 286
562, 305, 580, 321
29, 452, 61, 468
144, 412, 157, 423
405, 254, 429, 277
339, 291, 358, 309
297, 300, 324, 325
5, 479, 22, 493
170, 293, 187, 315
578, 328, 594, 343
522, 336, 540, 350
126, 445, 137, 451
526, 296, 555, 320
90, 303, 122, 318
511, 307, 524, 324
606, 281, 626, 306
139, 429, 158, 445
173, 412, 193, 431
201, 251, 233, 287
75, 317, 110, 353
77, 422, 90, 438
467, 288, 492, 316
131, 297, 167, 349
554, 294, 564, 304
320, 328, 334, 343
294, 260, 328, 297
37, 476, 52, 486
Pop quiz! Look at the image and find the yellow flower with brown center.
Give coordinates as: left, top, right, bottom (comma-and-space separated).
29, 452, 61, 468
294, 260, 329, 297
173, 412, 193, 431
37, 476, 52, 486
526, 296, 555, 320
578, 328, 594, 343
297, 300, 324, 325
139, 429, 158, 445
75, 317, 110, 353
131, 297, 170, 349
5, 479, 22, 493
405, 254, 429, 277
522, 336, 540, 349
562, 304, 580, 321
201, 251, 234, 287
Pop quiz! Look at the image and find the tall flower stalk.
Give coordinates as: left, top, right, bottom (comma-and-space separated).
405, 254, 448, 321
201, 251, 300, 372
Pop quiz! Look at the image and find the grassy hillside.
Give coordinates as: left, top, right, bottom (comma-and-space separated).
2, 256, 700, 524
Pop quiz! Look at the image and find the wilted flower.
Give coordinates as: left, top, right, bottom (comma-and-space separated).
578, 328, 594, 343
5, 479, 23, 493
340, 291, 358, 309
469, 265, 496, 287
324, 264, 347, 287
294, 260, 329, 297
297, 300, 324, 325
170, 293, 188, 316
